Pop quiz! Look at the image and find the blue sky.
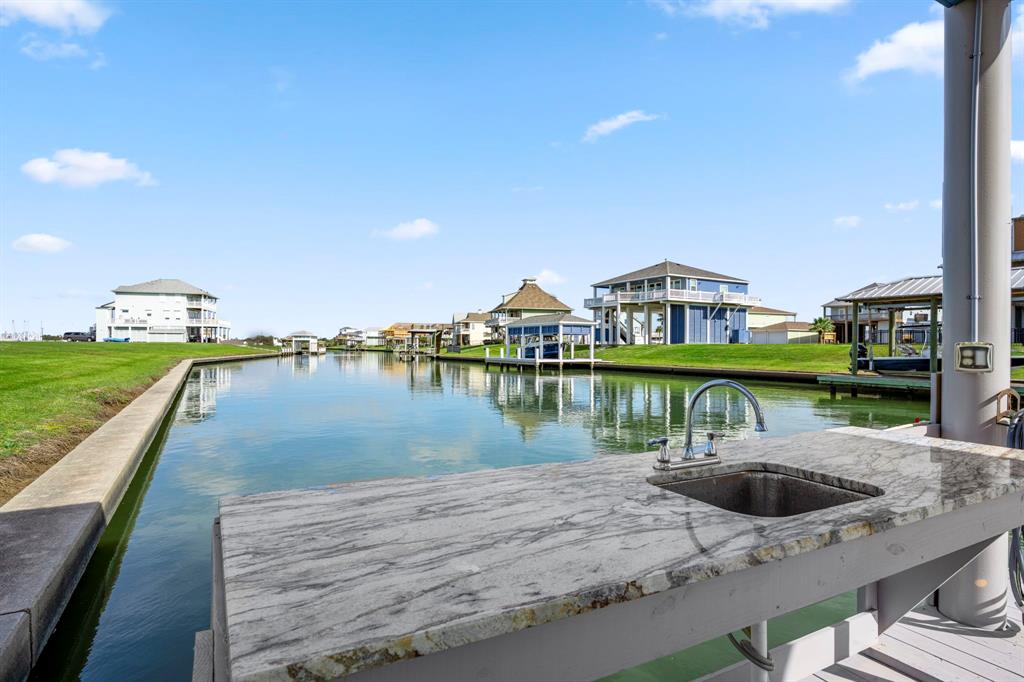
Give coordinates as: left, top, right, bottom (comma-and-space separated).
1, 0, 1022, 337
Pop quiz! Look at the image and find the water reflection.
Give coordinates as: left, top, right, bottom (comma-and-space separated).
290, 352, 320, 376
176, 365, 236, 423
331, 351, 928, 455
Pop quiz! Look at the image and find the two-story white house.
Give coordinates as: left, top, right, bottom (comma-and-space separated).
585, 260, 761, 345
453, 311, 490, 346
94, 279, 231, 343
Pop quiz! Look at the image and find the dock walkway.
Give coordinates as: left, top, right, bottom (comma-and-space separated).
803, 601, 1024, 682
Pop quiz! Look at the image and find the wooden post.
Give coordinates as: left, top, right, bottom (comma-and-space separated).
929, 297, 939, 375
664, 304, 672, 345
850, 303, 859, 376
888, 308, 896, 357
558, 327, 564, 361
615, 303, 621, 346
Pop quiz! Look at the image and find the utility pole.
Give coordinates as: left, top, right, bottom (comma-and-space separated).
936, 0, 1012, 629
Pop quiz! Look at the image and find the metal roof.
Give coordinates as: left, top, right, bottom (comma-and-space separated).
506, 313, 595, 328
837, 267, 1024, 304
289, 330, 317, 337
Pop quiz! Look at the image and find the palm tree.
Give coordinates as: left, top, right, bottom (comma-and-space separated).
810, 316, 835, 342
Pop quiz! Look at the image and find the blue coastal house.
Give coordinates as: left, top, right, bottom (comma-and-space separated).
584, 260, 761, 345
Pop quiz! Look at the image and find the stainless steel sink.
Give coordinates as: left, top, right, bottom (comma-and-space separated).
653, 468, 882, 517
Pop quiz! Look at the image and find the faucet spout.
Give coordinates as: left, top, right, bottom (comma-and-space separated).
683, 379, 767, 459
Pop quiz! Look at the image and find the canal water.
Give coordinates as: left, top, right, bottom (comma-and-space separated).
33, 352, 929, 681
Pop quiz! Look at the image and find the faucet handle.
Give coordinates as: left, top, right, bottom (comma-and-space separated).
704, 432, 723, 457
647, 436, 671, 464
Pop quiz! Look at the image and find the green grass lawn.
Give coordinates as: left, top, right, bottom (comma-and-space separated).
592, 344, 855, 373
444, 344, 518, 357
0, 342, 270, 468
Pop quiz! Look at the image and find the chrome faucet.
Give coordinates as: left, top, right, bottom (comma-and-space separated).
649, 379, 767, 471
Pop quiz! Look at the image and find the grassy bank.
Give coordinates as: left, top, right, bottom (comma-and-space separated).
0, 342, 270, 503
591, 344, 853, 373
447, 343, 853, 372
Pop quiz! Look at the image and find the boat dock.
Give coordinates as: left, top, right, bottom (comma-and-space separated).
483, 355, 604, 369
817, 374, 932, 398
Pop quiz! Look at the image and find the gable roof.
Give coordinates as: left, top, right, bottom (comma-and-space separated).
113, 278, 213, 296
752, 321, 813, 332
490, 279, 571, 313
458, 312, 490, 322
749, 305, 796, 316
592, 260, 747, 288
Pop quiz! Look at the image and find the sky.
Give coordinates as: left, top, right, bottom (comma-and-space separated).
1, 0, 1023, 338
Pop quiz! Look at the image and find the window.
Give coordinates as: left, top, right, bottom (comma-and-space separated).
689, 280, 698, 291
719, 284, 729, 293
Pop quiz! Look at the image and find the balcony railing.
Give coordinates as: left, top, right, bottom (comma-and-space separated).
584, 289, 761, 308
186, 298, 217, 309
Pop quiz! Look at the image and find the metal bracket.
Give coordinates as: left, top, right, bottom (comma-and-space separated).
995, 388, 1020, 426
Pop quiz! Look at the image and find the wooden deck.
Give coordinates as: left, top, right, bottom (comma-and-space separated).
817, 374, 932, 397
804, 601, 1024, 682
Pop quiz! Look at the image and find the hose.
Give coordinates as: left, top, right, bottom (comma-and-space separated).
1007, 408, 1024, 607
727, 630, 774, 672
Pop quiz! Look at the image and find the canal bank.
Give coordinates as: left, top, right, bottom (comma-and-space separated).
0, 351, 281, 682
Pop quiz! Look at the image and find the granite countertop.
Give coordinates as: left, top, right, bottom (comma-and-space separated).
216, 427, 1024, 681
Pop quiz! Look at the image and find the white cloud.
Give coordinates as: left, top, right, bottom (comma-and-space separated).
583, 110, 660, 143
846, 18, 942, 82
884, 200, 919, 212
11, 233, 72, 253
654, 32, 669, 41
929, 199, 942, 210
833, 215, 861, 229
1012, 140, 1024, 163
373, 218, 439, 241
21, 149, 155, 188
0, 0, 110, 33
19, 34, 86, 60
18, 33, 106, 67
650, 0, 848, 29
534, 269, 566, 286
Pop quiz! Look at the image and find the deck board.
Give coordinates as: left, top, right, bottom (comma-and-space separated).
803, 600, 1024, 682
893, 605, 1024, 674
